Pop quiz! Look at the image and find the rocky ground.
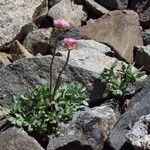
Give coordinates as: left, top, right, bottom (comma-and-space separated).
0, 0, 150, 150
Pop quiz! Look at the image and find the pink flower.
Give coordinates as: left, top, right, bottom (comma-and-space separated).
63, 38, 77, 50
53, 18, 70, 29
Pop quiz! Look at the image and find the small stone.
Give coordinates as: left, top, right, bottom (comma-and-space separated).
10, 40, 33, 61
47, 105, 120, 150
0, 127, 44, 150
23, 28, 52, 55
48, 0, 87, 27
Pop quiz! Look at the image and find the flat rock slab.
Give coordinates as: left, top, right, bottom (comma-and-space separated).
0, 0, 48, 49
60, 47, 119, 74
107, 76, 150, 150
0, 127, 44, 150
79, 10, 143, 63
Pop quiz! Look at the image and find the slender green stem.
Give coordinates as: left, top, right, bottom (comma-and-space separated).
52, 49, 71, 100
49, 28, 59, 100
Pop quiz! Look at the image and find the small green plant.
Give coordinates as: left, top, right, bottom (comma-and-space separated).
5, 19, 86, 135
100, 62, 145, 96
6, 82, 88, 134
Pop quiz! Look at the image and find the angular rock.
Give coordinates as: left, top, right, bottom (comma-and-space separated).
0, 127, 44, 150
107, 76, 150, 150
141, 31, 150, 46
0, 0, 48, 49
79, 10, 143, 62
0, 49, 122, 106
134, 45, 150, 73
126, 114, 150, 150
10, 40, 33, 61
23, 28, 52, 55
59, 39, 111, 54
0, 52, 11, 65
85, 0, 110, 16
130, 0, 150, 28
95, 0, 128, 9
47, 104, 120, 150
47, 0, 87, 27
60, 46, 118, 74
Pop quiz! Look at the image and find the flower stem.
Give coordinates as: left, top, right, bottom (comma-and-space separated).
52, 49, 71, 100
49, 28, 59, 102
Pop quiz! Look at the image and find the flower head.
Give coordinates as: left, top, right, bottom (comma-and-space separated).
63, 38, 77, 50
53, 18, 70, 30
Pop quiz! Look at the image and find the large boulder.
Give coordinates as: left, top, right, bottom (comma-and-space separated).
134, 45, 150, 73
0, 127, 44, 150
47, 104, 120, 150
107, 76, 150, 150
130, 0, 150, 28
23, 28, 52, 55
47, 0, 87, 27
0, 49, 122, 106
0, 0, 48, 49
79, 10, 143, 63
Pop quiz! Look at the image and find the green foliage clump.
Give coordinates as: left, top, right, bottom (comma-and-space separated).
5, 83, 88, 134
100, 62, 145, 96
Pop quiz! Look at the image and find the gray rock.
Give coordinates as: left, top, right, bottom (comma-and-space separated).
47, 0, 87, 27
47, 104, 120, 150
0, 127, 44, 150
130, 0, 150, 28
60, 45, 119, 74
79, 10, 143, 63
134, 45, 150, 73
85, 0, 110, 16
0, 0, 48, 49
0, 54, 111, 106
126, 114, 150, 150
49, 0, 62, 7
59, 39, 111, 54
107, 76, 150, 150
141, 32, 150, 46
0, 52, 11, 66
95, 0, 128, 9
23, 28, 52, 55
